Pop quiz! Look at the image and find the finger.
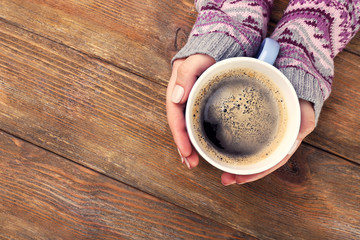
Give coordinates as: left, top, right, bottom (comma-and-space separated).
170, 54, 215, 104
169, 102, 199, 168
298, 99, 316, 140
234, 100, 315, 184
287, 100, 315, 157
168, 101, 193, 154
167, 56, 214, 168
235, 154, 292, 184
185, 150, 200, 169
166, 60, 194, 159
221, 172, 237, 186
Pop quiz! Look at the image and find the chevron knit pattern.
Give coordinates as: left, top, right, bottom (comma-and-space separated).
271, 0, 360, 121
173, 0, 274, 61
172, 0, 360, 122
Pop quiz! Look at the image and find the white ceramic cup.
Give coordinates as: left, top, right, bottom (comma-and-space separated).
185, 38, 301, 175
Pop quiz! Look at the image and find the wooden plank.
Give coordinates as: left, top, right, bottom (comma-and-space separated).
0, 0, 196, 86
1, 0, 359, 162
1, 1, 359, 164
307, 51, 360, 161
1, 0, 359, 88
345, 33, 360, 55
0, 131, 253, 239
1, 18, 360, 239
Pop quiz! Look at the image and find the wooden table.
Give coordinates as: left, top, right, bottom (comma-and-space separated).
1, 0, 359, 239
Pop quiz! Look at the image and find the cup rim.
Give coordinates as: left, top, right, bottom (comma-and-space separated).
185, 57, 301, 175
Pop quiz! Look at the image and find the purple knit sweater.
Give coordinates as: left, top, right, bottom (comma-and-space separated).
173, 0, 360, 122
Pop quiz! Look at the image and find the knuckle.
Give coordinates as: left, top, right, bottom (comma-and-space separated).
176, 64, 190, 80
307, 119, 316, 134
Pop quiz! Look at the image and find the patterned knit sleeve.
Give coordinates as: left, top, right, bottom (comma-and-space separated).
271, 0, 360, 123
172, 0, 274, 63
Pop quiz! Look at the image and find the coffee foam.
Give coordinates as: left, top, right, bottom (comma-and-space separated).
191, 68, 288, 167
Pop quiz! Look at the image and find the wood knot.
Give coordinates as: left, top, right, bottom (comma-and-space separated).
275, 148, 311, 186
174, 28, 189, 51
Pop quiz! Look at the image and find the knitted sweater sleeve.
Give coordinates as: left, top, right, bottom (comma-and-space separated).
271, 0, 360, 123
172, 0, 274, 63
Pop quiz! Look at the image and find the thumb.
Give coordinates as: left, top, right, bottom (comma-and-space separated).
287, 99, 315, 156
298, 99, 316, 141
171, 54, 215, 104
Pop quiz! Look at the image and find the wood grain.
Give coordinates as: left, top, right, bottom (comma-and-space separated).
1, 0, 359, 86
0, 1, 357, 165
307, 51, 360, 161
1, 0, 359, 164
0, 131, 254, 240
1, 18, 360, 239
0, 0, 196, 86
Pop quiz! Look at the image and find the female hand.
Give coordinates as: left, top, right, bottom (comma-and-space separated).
221, 99, 316, 185
166, 54, 215, 169
167, 55, 316, 185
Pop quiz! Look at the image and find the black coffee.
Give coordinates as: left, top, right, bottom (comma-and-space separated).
191, 68, 287, 166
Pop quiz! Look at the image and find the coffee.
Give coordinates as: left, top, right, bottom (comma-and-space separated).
191, 68, 288, 167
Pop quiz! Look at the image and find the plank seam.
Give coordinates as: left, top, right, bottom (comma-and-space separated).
0, 17, 168, 88
0, 128, 256, 238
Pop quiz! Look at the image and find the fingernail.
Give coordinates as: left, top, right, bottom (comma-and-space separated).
171, 85, 184, 104
177, 148, 184, 164
222, 180, 236, 186
288, 140, 300, 155
237, 182, 247, 185
184, 157, 191, 169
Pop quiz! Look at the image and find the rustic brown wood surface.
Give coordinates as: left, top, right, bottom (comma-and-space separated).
1, 0, 360, 239
1, 0, 359, 163
0, 131, 253, 239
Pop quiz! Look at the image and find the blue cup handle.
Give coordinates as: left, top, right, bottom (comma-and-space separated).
255, 38, 280, 65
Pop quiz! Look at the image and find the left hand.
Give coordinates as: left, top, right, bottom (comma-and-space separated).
166, 54, 216, 168
221, 99, 316, 185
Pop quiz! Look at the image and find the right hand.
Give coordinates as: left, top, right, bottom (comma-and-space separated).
221, 99, 316, 185
166, 54, 215, 169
